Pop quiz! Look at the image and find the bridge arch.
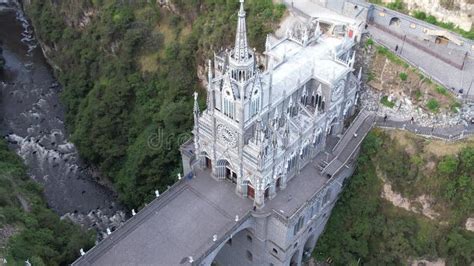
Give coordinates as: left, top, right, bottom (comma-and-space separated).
302, 234, 317, 262
290, 250, 300, 266
389, 17, 401, 27
197, 217, 254, 266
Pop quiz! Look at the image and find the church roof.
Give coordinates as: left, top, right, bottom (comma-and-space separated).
263, 35, 350, 104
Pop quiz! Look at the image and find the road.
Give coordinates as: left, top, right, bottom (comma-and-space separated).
369, 25, 474, 100
282, 0, 474, 101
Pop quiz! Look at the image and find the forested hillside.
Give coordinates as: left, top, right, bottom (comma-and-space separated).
0, 140, 94, 265
314, 130, 474, 265
24, 0, 285, 208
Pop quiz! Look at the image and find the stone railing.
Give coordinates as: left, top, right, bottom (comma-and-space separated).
193, 212, 252, 265
73, 178, 187, 265
375, 117, 474, 141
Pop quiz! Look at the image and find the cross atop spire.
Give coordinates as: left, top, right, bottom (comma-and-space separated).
233, 0, 250, 62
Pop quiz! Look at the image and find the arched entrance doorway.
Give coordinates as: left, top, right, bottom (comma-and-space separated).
389, 17, 401, 27
200, 151, 211, 169
290, 250, 299, 266
216, 159, 237, 183
329, 117, 338, 136
435, 35, 449, 45
212, 228, 256, 266
302, 234, 317, 262
247, 181, 255, 199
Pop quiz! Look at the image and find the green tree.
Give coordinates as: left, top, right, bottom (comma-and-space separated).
437, 155, 458, 176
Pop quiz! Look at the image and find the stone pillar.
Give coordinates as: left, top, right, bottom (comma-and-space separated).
212, 163, 219, 180
199, 154, 206, 169
237, 179, 247, 197
280, 173, 288, 190
255, 187, 264, 208
269, 180, 277, 199
236, 165, 244, 195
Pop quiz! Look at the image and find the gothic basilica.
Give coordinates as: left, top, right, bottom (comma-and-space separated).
187, 0, 360, 208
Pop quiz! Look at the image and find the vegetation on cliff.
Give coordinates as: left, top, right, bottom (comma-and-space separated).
0, 140, 94, 265
314, 130, 474, 265
24, 0, 284, 209
368, 0, 474, 39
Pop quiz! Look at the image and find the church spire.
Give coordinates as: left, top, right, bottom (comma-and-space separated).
233, 0, 249, 62
193, 92, 200, 118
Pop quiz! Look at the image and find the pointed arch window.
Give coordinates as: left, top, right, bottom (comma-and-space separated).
301, 141, 311, 159
323, 188, 332, 206
272, 110, 280, 128
287, 97, 298, 117
313, 128, 322, 146
223, 90, 235, 119
250, 89, 260, 117
301, 88, 308, 105
293, 216, 305, 236
314, 85, 325, 111
287, 151, 298, 172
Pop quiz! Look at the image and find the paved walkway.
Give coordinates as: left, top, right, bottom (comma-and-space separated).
323, 110, 375, 176
73, 169, 253, 266
375, 116, 474, 141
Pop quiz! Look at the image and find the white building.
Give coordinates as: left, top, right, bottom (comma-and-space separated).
189, 0, 361, 208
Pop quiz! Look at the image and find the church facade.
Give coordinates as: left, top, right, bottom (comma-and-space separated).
185, 0, 360, 208
179, 1, 364, 265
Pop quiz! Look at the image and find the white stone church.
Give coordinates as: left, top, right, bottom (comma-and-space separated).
187, 0, 361, 209
73, 1, 369, 265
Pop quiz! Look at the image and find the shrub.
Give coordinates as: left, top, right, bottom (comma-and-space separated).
412, 9, 474, 40
426, 15, 438, 24
367, 71, 375, 82
413, 11, 427, 20
366, 38, 374, 47
399, 72, 408, 81
387, 0, 404, 11
438, 155, 459, 176
414, 90, 423, 101
377, 45, 409, 67
450, 101, 462, 113
435, 86, 448, 95
426, 98, 440, 112
381, 95, 396, 108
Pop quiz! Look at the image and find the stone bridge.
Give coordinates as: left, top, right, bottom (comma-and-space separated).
72, 109, 376, 266
72, 106, 471, 265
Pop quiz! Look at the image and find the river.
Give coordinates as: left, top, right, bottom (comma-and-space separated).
0, 1, 125, 236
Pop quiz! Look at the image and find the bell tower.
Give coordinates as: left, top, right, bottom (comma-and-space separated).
228, 0, 256, 84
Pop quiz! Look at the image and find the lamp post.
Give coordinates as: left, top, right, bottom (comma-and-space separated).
400, 34, 406, 55
466, 79, 474, 100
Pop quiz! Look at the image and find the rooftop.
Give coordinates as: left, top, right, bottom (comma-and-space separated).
263, 35, 350, 104
73, 168, 252, 265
